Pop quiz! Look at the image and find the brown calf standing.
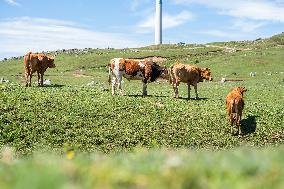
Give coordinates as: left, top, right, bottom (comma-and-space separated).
169, 63, 213, 99
24, 52, 56, 87
226, 87, 247, 135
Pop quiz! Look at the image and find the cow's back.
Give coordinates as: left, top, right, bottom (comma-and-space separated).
226, 91, 244, 113
124, 59, 143, 76
172, 63, 200, 83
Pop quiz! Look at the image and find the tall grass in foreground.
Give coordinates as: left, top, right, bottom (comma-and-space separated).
1, 147, 284, 189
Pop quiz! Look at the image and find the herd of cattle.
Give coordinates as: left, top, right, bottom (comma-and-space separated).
23, 52, 247, 136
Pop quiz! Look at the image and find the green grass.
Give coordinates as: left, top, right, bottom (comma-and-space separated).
0, 33, 284, 188
1, 76, 283, 155
1, 147, 284, 189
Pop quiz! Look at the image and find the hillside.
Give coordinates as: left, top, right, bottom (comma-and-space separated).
1, 33, 284, 188
1, 33, 283, 155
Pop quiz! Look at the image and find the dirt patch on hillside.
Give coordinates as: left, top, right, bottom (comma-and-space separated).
73, 70, 91, 78
129, 56, 167, 63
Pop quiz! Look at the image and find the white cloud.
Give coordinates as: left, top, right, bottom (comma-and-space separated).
231, 19, 266, 32
4, 0, 20, 6
200, 30, 238, 38
0, 17, 146, 59
137, 10, 194, 32
171, 0, 284, 22
164, 11, 194, 28
130, 0, 151, 11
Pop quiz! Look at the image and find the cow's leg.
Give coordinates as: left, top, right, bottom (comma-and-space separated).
193, 83, 198, 99
29, 73, 32, 87
41, 73, 44, 86
117, 76, 124, 96
230, 114, 234, 135
142, 82, 147, 96
37, 72, 41, 86
25, 70, 29, 87
171, 78, 176, 97
187, 83, 191, 99
237, 112, 242, 135
111, 76, 117, 96
172, 79, 179, 98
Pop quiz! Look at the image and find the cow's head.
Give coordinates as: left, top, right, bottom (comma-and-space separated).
159, 66, 169, 80
201, 68, 213, 81
47, 56, 56, 68
235, 86, 247, 95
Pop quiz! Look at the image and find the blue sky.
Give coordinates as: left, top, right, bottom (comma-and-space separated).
0, 0, 284, 59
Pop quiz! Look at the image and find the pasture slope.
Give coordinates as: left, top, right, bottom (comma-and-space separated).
0, 33, 284, 188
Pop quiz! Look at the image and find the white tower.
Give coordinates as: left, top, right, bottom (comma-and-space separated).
155, 0, 162, 45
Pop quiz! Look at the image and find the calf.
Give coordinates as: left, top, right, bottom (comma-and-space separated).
226, 87, 247, 135
169, 63, 213, 99
108, 58, 168, 96
24, 52, 56, 87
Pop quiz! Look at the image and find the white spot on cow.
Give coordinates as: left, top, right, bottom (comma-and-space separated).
138, 62, 145, 68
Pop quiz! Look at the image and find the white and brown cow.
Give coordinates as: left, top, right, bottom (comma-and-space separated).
169, 63, 213, 99
108, 58, 168, 96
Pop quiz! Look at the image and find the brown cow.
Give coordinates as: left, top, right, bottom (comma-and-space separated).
108, 58, 168, 96
169, 63, 213, 99
226, 87, 247, 135
24, 52, 56, 87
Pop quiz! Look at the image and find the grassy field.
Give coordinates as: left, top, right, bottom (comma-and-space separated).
0, 33, 284, 188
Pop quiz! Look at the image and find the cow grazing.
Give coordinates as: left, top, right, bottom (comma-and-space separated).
169, 63, 213, 99
226, 87, 247, 135
108, 58, 168, 96
24, 52, 56, 87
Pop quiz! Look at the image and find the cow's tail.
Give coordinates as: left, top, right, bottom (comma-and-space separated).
168, 65, 174, 84
24, 52, 32, 68
28, 51, 32, 58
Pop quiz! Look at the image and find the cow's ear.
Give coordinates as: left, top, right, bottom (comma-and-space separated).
37, 56, 44, 61
48, 56, 55, 61
120, 58, 126, 64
